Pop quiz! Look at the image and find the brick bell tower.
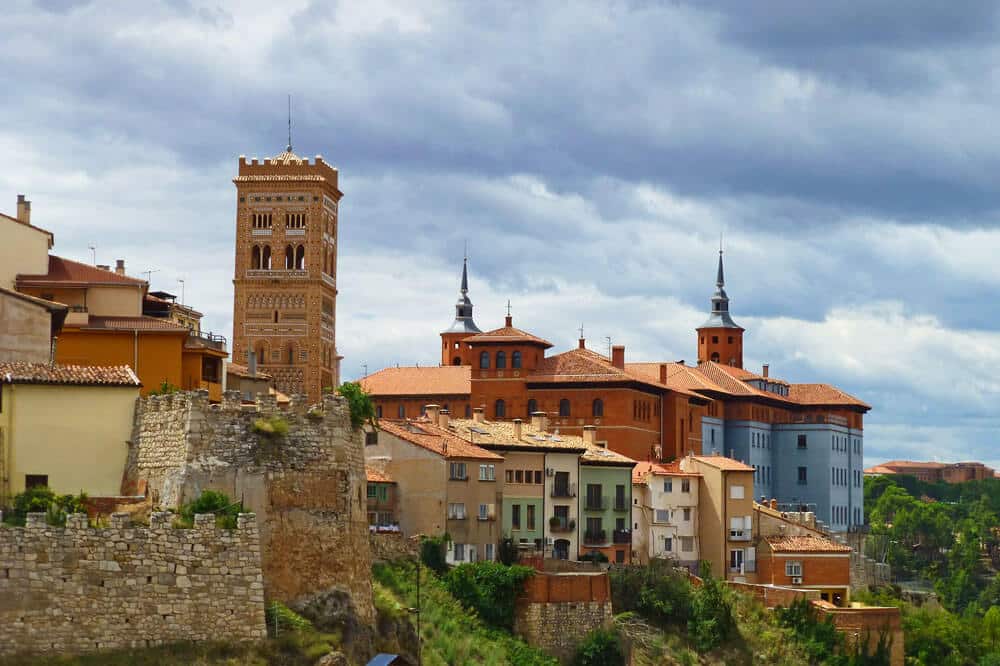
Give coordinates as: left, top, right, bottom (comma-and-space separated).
697, 249, 744, 368
232, 144, 342, 402
440, 256, 482, 366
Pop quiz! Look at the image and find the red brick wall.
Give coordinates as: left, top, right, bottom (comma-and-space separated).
520, 572, 610, 604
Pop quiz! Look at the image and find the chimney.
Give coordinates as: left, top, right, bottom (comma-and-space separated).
582, 425, 597, 447
248, 350, 257, 377
659, 363, 668, 384
505, 314, 513, 327
473, 407, 484, 423
770, 498, 778, 510
115, 259, 126, 276
762, 364, 769, 378
97, 264, 111, 271
611, 345, 625, 369
425, 404, 440, 423
579, 338, 586, 349
438, 408, 450, 429
16, 194, 31, 224
531, 411, 548, 433
513, 418, 523, 440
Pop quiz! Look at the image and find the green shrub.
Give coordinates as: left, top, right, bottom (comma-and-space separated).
4, 486, 87, 527
336, 381, 376, 429
498, 536, 519, 565
444, 561, 535, 630
253, 416, 289, 439
688, 563, 735, 651
610, 560, 693, 625
775, 598, 843, 663
148, 380, 180, 395
420, 535, 449, 575
177, 490, 240, 529
573, 626, 625, 666
265, 600, 313, 637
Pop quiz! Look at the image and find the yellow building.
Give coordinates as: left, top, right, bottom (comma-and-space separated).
0, 361, 140, 502
0, 195, 52, 290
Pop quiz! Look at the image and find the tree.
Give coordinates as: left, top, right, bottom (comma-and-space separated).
572, 627, 624, 666
984, 607, 1000, 653
336, 381, 377, 429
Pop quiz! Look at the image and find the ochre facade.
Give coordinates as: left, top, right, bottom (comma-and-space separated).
231, 150, 342, 403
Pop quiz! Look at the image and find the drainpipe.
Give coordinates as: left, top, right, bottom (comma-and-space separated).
133, 329, 139, 375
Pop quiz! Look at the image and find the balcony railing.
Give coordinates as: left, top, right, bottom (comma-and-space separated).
551, 482, 577, 498
613, 529, 631, 544
246, 269, 309, 279
729, 561, 757, 575
187, 330, 227, 352
549, 518, 576, 533
729, 531, 751, 542
583, 530, 608, 545
584, 496, 608, 511
614, 499, 628, 512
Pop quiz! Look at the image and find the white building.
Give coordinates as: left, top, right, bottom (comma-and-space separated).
632, 461, 700, 569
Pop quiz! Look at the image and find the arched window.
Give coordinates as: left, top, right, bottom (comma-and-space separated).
559, 399, 571, 417
479, 351, 490, 369
285, 245, 294, 269
465, 404, 472, 418
527, 399, 537, 416
495, 399, 506, 418
295, 245, 305, 270
254, 342, 267, 365
710, 352, 720, 363
592, 398, 604, 418
398, 404, 405, 418
251, 245, 261, 269
512, 351, 522, 368
376, 405, 383, 418
262, 245, 272, 269
496, 351, 507, 369
452, 356, 462, 366
287, 343, 295, 365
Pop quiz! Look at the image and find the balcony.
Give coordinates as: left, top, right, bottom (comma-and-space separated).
729, 561, 757, 575
186, 330, 227, 353
613, 529, 631, 544
65, 305, 89, 326
584, 496, 608, 512
550, 482, 577, 498
583, 530, 608, 545
549, 517, 575, 533
613, 499, 628, 512
245, 269, 309, 279
728, 530, 751, 542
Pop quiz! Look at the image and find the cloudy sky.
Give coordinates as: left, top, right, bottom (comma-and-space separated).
4, 1, 1000, 468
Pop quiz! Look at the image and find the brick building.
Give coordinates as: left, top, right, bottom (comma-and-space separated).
231, 147, 342, 402
865, 460, 997, 483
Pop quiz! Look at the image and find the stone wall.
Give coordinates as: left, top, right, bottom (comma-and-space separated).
0, 512, 265, 657
369, 532, 418, 562
514, 572, 612, 663
124, 390, 373, 623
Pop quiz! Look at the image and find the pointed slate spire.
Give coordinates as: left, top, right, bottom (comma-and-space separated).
461, 256, 469, 294
716, 248, 725, 288
699, 248, 742, 330
443, 255, 482, 334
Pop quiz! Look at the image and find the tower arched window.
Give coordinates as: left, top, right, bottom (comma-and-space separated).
285, 245, 294, 269
495, 399, 506, 418
262, 245, 272, 269
452, 356, 462, 366
592, 398, 604, 418
559, 399, 571, 417
527, 399, 537, 416
512, 351, 522, 368
496, 351, 507, 369
295, 245, 305, 270
479, 351, 490, 369
710, 352, 720, 363
251, 245, 261, 269
287, 343, 295, 365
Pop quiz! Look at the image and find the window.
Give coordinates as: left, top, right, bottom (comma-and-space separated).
785, 561, 802, 577
479, 504, 489, 520
798, 466, 808, 484
448, 503, 466, 520
295, 244, 305, 270
449, 462, 468, 480
534, 470, 543, 484
262, 245, 271, 269
797, 434, 807, 449
515, 470, 524, 483
615, 550, 625, 564
251, 245, 261, 268
285, 244, 294, 269
496, 351, 507, 369
683, 508, 691, 522
485, 543, 495, 561
479, 464, 495, 481
527, 399, 537, 416
712, 336, 719, 344
453, 543, 466, 561
680, 536, 694, 553
655, 509, 670, 523
505, 470, 513, 483
727, 336, 734, 344
729, 549, 744, 573
367, 484, 378, 499
512, 351, 522, 368
664, 480, 673, 493
511, 504, 521, 529
559, 399, 571, 417
494, 399, 506, 418
397, 404, 405, 418
465, 405, 472, 418
365, 431, 378, 446
730, 485, 744, 499
729, 516, 750, 539
527, 504, 536, 530
664, 536, 673, 552
592, 398, 604, 417
479, 351, 490, 369
710, 352, 720, 362
681, 479, 690, 493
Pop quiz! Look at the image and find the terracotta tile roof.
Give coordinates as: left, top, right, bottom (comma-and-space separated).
691, 362, 764, 397
269, 387, 291, 405
689, 454, 755, 472
788, 383, 870, 409
17, 255, 147, 287
463, 325, 553, 348
580, 445, 636, 466
869, 460, 946, 470
765, 534, 852, 554
79, 316, 188, 333
378, 419, 502, 460
631, 460, 700, 484
0, 361, 140, 387
361, 366, 470, 397
366, 466, 394, 483
446, 418, 589, 453
531, 348, 704, 399
864, 465, 898, 475
226, 362, 273, 380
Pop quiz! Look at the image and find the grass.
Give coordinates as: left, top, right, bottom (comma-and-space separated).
372, 560, 557, 666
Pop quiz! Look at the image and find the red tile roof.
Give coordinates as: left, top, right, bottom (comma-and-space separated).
463, 325, 553, 348
631, 460, 700, 484
765, 534, 852, 554
788, 383, 870, 409
0, 361, 140, 387
377, 419, 502, 460
690, 454, 755, 472
366, 466, 394, 483
361, 366, 471, 397
863, 465, 898, 475
532, 348, 704, 399
226, 362, 273, 380
17, 255, 147, 287
79, 316, 189, 333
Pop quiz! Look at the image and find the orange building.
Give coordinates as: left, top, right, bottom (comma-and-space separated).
230, 147, 342, 403
865, 460, 995, 484
757, 535, 852, 606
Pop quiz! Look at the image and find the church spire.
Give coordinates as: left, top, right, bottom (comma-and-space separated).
442, 255, 482, 335
461, 255, 469, 294
716, 248, 725, 288
696, 247, 744, 367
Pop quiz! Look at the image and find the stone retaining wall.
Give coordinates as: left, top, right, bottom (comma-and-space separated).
0, 511, 265, 657
514, 572, 612, 663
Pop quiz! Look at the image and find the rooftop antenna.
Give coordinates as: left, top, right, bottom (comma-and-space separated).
362, 362, 368, 377
142, 269, 159, 284
506, 300, 512, 317
88, 244, 96, 265
578, 324, 584, 339
604, 336, 612, 358
287, 94, 293, 151
177, 278, 185, 306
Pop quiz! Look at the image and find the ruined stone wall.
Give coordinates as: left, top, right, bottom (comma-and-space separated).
514, 572, 613, 663
0, 512, 265, 657
369, 532, 418, 562
126, 390, 373, 623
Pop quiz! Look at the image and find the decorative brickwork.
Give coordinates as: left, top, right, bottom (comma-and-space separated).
124, 389, 373, 623
0, 511, 265, 657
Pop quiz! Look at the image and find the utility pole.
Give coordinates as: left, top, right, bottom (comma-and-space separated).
178, 278, 185, 306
